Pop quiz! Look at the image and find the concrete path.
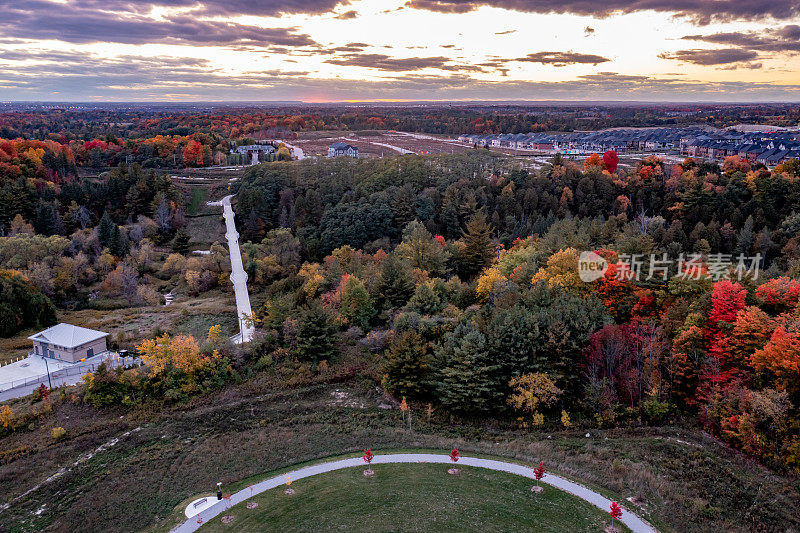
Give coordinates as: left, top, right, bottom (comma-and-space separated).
0, 353, 136, 402
172, 452, 656, 533
209, 195, 254, 344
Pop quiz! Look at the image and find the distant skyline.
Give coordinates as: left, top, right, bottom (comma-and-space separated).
1, 0, 799, 102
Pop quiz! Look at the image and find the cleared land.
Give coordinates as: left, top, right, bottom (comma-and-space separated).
292, 131, 473, 157
200, 463, 625, 532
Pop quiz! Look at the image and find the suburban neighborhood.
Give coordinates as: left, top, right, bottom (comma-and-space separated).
458, 125, 800, 165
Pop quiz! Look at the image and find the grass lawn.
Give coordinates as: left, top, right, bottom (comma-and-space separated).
187, 188, 208, 216
201, 463, 624, 532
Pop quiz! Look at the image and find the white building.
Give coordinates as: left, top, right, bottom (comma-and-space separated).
28, 323, 109, 363
328, 142, 359, 158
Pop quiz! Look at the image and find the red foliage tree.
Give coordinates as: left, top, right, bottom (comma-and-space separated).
449, 448, 460, 463
37, 383, 49, 400
603, 150, 619, 173
756, 277, 800, 312
584, 324, 651, 407
709, 280, 747, 326
610, 501, 623, 528
707, 280, 748, 381
182, 140, 204, 167
363, 448, 374, 464
533, 461, 546, 486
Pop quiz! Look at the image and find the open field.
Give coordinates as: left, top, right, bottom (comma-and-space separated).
0, 378, 798, 533
200, 462, 623, 532
292, 130, 474, 157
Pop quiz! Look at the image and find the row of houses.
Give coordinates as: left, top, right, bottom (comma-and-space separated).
458, 128, 695, 154
681, 134, 800, 166
457, 127, 800, 166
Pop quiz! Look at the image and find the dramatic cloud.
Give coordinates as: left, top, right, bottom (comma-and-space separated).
682, 25, 800, 52
1, 0, 347, 19
0, 2, 320, 47
506, 51, 610, 66
3, 61, 798, 102
404, 0, 800, 24
325, 53, 484, 72
1, 0, 798, 102
658, 48, 759, 65
335, 10, 360, 19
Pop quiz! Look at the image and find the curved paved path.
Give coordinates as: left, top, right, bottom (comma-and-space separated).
172, 452, 656, 533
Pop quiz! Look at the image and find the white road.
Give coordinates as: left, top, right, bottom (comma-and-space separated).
172, 452, 655, 533
276, 141, 306, 160
209, 195, 255, 344
342, 137, 414, 155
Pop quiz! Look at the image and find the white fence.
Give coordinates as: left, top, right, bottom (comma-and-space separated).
0, 354, 139, 393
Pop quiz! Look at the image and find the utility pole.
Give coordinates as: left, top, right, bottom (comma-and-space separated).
43, 356, 53, 389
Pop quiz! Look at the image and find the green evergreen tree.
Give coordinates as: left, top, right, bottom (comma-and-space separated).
296, 302, 335, 366
382, 330, 431, 398
394, 220, 449, 277
406, 281, 443, 315
172, 228, 191, 254
108, 224, 129, 257
434, 322, 502, 415
34, 201, 57, 235
97, 211, 116, 248
340, 275, 374, 330
459, 211, 493, 279
377, 254, 414, 310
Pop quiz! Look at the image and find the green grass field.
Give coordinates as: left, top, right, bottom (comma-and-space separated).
201, 463, 624, 532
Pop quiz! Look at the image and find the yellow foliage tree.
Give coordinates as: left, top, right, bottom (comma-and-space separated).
475, 267, 506, 301
207, 324, 223, 345
531, 248, 587, 294
137, 334, 210, 376
1, 405, 13, 428
185, 270, 201, 294
508, 373, 562, 414
298, 262, 324, 298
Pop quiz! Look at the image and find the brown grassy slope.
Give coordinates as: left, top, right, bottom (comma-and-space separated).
0, 373, 797, 533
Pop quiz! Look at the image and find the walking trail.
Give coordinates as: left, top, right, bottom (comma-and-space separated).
207, 194, 254, 343
173, 452, 656, 533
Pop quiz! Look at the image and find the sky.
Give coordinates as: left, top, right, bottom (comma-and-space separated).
0, 0, 799, 102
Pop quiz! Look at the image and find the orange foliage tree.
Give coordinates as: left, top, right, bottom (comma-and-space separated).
751, 326, 800, 393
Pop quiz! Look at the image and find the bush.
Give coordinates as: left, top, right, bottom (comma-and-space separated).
642, 397, 673, 424
255, 354, 273, 371
51, 426, 66, 440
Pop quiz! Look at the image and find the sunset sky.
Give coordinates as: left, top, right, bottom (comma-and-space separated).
1, 0, 799, 101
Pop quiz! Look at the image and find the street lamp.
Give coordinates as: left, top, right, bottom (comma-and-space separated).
42, 355, 53, 389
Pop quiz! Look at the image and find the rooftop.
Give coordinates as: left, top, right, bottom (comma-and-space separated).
28, 323, 108, 349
